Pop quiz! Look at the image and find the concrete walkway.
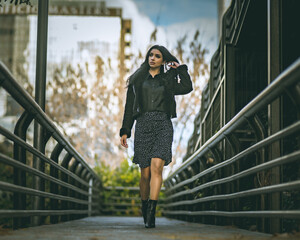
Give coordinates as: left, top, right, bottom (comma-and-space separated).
0, 216, 298, 240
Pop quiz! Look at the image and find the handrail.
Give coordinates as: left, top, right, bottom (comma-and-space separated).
0, 61, 100, 181
167, 58, 300, 180
0, 153, 90, 195
164, 0, 299, 234
0, 61, 102, 228
163, 57, 300, 233
165, 123, 300, 196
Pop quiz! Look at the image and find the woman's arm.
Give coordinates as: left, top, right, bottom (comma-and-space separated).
119, 84, 135, 138
168, 62, 193, 95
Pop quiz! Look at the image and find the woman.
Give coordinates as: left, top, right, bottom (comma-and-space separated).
120, 45, 192, 228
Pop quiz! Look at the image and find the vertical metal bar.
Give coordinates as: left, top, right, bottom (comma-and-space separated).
95, 180, 102, 215
60, 153, 72, 221
35, 0, 49, 108
75, 164, 84, 218
13, 112, 34, 229
223, 49, 234, 226
32, 0, 49, 227
80, 169, 88, 212
267, 0, 282, 234
88, 178, 93, 217
50, 143, 64, 224
68, 160, 79, 220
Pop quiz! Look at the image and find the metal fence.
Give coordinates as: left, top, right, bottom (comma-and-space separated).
163, 59, 300, 232
0, 61, 102, 228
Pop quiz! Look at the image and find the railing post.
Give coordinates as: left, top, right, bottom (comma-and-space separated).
79, 168, 88, 216
68, 160, 79, 220
60, 153, 73, 222
267, 0, 282, 233
95, 180, 102, 215
75, 164, 83, 218
88, 178, 93, 217
50, 143, 64, 224
0, 61, 104, 227
32, 0, 49, 226
13, 112, 34, 229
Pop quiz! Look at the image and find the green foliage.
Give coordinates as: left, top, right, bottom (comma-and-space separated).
93, 158, 140, 187
93, 159, 165, 217
93, 159, 140, 216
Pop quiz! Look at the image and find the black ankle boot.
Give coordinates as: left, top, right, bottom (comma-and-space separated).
145, 199, 157, 228
141, 199, 148, 225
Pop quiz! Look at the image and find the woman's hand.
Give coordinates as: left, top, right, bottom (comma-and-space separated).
167, 61, 180, 69
120, 134, 128, 148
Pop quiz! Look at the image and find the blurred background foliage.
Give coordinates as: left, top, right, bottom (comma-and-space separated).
94, 158, 140, 187
93, 159, 164, 217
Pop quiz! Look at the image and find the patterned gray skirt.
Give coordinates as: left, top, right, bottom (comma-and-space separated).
133, 111, 173, 168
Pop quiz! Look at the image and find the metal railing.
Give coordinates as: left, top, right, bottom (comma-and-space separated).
183, 0, 252, 155
202, 0, 252, 145
163, 59, 300, 232
0, 61, 102, 228
224, 0, 250, 45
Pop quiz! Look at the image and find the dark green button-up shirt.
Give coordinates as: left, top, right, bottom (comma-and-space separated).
141, 73, 167, 113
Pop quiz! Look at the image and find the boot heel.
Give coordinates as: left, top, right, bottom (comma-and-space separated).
141, 199, 148, 225
145, 199, 157, 228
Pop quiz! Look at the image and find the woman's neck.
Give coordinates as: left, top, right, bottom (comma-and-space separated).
149, 67, 160, 77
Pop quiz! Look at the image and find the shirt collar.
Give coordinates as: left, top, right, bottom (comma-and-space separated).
147, 71, 162, 79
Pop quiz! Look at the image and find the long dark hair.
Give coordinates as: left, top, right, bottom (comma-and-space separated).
127, 45, 179, 86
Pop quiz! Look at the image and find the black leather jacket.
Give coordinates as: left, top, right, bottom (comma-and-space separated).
120, 64, 193, 138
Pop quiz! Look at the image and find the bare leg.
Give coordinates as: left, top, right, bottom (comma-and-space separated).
140, 167, 150, 200
150, 158, 165, 200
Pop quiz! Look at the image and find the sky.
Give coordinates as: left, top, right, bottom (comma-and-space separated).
105, 0, 219, 60
132, 0, 217, 26
26, 0, 219, 74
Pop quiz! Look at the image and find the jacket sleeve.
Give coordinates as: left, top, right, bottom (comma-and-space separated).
174, 64, 193, 95
119, 85, 135, 138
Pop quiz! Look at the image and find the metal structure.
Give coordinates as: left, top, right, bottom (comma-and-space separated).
168, 0, 300, 234
0, 61, 102, 228
0, 0, 299, 235
31, 0, 49, 226
164, 58, 300, 230
0, 0, 131, 229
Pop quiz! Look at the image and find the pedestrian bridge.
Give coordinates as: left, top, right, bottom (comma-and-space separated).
1, 56, 299, 238
0, 0, 300, 239
0, 216, 280, 240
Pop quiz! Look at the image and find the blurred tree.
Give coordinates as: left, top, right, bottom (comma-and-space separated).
85, 55, 126, 168
171, 30, 209, 167
20, 29, 209, 171
45, 55, 127, 168
47, 64, 88, 123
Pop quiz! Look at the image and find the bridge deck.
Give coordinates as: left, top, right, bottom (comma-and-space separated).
1, 216, 295, 240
